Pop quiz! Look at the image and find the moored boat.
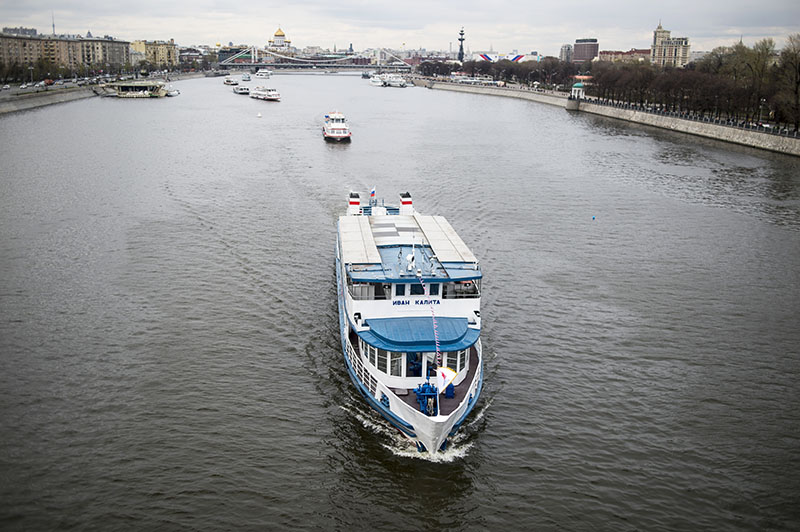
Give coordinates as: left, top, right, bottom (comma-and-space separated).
322, 111, 352, 142
250, 87, 280, 101
336, 191, 484, 454
105, 80, 168, 98
385, 74, 407, 88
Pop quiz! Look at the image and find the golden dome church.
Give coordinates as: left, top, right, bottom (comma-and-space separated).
268, 27, 291, 50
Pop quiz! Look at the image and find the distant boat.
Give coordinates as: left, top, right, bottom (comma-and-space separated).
241, 73, 251, 81
223, 76, 238, 86
255, 69, 273, 79
166, 86, 180, 97
322, 111, 352, 142
250, 87, 280, 101
385, 74, 407, 88
233, 85, 250, 95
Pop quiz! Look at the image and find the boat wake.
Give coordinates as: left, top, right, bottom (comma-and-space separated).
339, 397, 492, 462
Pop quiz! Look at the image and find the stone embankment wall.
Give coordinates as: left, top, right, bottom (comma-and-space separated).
423, 80, 800, 157
0, 87, 98, 116
577, 102, 800, 157
426, 81, 568, 108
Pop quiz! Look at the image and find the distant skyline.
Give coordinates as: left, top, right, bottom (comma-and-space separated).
2, 1, 798, 56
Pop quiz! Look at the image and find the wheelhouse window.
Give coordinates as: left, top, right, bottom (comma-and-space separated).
390, 352, 403, 376
429, 283, 439, 296
395, 284, 405, 296
442, 280, 481, 299
410, 283, 425, 296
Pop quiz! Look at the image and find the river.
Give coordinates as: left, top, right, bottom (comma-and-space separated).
1, 73, 799, 531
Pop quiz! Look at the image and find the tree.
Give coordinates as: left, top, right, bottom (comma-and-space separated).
776, 34, 800, 131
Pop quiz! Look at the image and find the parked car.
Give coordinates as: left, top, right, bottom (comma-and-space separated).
2, 84, 10, 90
20, 83, 27, 89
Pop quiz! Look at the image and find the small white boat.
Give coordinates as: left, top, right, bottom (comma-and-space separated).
241, 73, 251, 81
166, 86, 180, 97
255, 69, 273, 79
369, 75, 386, 87
322, 111, 352, 142
233, 85, 250, 95
250, 87, 280, 101
336, 191, 484, 454
223, 77, 238, 86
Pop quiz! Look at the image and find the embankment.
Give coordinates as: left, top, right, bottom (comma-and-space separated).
424, 81, 800, 157
576, 102, 800, 157
0, 87, 98, 116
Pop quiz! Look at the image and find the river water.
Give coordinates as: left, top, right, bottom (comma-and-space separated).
1, 74, 799, 531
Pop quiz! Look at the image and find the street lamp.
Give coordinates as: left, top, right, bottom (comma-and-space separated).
28, 65, 33, 84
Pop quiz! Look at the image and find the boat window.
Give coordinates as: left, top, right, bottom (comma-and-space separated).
406, 353, 422, 377
390, 352, 403, 376
459, 349, 467, 372
410, 283, 425, 296
395, 284, 405, 296
442, 280, 481, 299
429, 283, 439, 296
371, 345, 378, 367
377, 349, 388, 373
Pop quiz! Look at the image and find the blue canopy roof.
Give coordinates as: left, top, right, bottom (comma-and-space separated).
360, 316, 479, 352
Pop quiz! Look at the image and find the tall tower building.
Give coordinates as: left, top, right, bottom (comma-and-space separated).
559, 44, 573, 62
457, 27, 465, 62
650, 23, 690, 67
573, 38, 598, 64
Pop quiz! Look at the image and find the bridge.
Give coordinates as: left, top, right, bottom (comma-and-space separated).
218, 47, 412, 72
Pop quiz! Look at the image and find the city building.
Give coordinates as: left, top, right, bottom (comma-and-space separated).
650, 23, 690, 67
598, 48, 650, 63
131, 39, 178, 67
2, 27, 37, 37
0, 31, 130, 71
559, 44, 573, 63
573, 38, 599, 64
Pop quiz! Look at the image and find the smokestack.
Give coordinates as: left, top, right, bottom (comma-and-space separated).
347, 192, 361, 215
399, 192, 413, 215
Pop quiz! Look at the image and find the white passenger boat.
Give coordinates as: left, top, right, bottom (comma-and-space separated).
233, 85, 250, 95
336, 191, 484, 454
322, 111, 352, 142
255, 69, 273, 79
385, 74, 407, 88
223, 76, 238, 86
241, 73, 251, 81
369, 75, 386, 87
250, 87, 280, 101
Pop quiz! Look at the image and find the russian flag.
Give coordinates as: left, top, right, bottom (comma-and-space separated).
370, 187, 376, 198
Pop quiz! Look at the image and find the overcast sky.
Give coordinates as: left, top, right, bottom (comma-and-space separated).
2, 1, 798, 56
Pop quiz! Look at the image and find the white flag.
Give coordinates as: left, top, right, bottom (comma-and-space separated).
437, 366, 457, 392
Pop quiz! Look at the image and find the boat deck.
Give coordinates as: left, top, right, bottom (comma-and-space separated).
349, 328, 479, 416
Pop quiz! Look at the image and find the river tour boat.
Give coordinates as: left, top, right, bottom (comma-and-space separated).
336, 191, 484, 454
322, 111, 352, 142
250, 87, 280, 101
233, 85, 250, 95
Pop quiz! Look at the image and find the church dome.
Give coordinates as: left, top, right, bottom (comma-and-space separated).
274, 28, 285, 37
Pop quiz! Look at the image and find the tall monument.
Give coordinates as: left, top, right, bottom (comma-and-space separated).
457, 27, 465, 62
